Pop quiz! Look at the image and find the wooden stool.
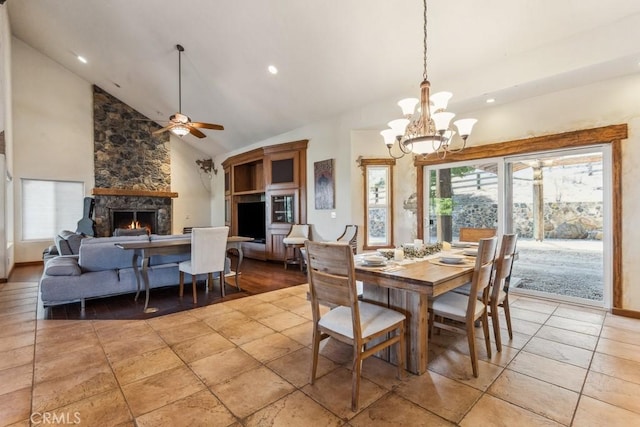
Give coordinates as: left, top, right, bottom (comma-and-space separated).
282, 224, 310, 271
284, 242, 305, 270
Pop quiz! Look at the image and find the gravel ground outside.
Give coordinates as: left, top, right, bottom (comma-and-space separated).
510, 239, 604, 301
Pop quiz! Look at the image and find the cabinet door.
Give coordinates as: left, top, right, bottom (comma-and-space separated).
270, 193, 295, 224
266, 189, 299, 260
266, 151, 299, 189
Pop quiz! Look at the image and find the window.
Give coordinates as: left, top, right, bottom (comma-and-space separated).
22, 179, 84, 240
359, 159, 395, 249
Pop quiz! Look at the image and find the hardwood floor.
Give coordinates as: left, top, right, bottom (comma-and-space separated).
14, 256, 308, 321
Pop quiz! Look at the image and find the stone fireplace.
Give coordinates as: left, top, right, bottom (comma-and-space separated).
91, 86, 177, 236
93, 192, 173, 236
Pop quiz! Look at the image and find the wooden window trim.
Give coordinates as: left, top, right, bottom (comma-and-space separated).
359, 158, 396, 250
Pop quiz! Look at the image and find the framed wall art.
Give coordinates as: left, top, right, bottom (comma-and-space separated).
314, 158, 335, 209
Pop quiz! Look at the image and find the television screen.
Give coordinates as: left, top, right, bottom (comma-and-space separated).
237, 201, 266, 242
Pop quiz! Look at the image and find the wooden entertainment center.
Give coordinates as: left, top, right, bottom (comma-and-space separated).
222, 140, 308, 261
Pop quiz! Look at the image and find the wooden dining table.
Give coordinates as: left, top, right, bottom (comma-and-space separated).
355, 254, 475, 375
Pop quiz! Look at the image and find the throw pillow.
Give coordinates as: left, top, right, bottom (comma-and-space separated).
45, 257, 81, 276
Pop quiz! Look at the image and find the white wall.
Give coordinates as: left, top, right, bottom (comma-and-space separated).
170, 137, 214, 233
216, 72, 640, 311
11, 38, 212, 262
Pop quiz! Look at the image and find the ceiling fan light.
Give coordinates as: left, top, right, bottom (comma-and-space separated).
171, 125, 190, 137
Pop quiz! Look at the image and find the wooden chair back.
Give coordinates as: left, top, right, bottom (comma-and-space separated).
491, 234, 518, 301
467, 237, 498, 320
305, 241, 361, 335
459, 227, 497, 243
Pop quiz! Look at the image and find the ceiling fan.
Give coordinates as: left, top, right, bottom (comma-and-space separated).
152, 44, 224, 139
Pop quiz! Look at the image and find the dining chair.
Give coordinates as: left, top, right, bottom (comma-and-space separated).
283, 224, 310, 270
428, 236, 498, 377
179, 226, 229, 303
305, 240, 406, 411
458, 227, 496, 242
336, 224, 358, 254
452, 233, 518, 352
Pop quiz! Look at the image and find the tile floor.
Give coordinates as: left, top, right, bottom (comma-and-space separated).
1, 279, 640, 426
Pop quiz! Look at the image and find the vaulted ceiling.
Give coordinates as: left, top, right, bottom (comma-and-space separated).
8, 1, 640, 157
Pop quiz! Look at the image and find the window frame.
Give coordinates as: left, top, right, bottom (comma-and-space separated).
359, 158, 395, 250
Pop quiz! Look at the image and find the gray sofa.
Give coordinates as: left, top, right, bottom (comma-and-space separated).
40, 233, 230, 309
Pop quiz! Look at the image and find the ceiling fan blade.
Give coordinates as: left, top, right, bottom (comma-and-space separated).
152, 124, 175, 135
188, 126, 206, 138
191, 122, 224, 131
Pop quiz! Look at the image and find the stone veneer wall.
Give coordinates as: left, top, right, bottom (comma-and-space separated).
92, 86, 173, 236
93, 86, 170, 190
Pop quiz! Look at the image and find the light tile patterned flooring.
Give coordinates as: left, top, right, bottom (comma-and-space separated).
1, 279, 640, 426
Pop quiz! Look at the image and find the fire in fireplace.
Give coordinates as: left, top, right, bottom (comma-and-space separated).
111, 210, 157, 235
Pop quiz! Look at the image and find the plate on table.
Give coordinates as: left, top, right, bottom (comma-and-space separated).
463, 249, 478, 256
362, 255, 386, 266
439, 255, 466, 265
451, 242, 471, 248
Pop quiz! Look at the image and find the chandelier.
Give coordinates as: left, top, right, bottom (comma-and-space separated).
381, 0, 477, 159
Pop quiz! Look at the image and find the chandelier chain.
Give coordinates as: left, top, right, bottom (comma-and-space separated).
423, 0, 428, 82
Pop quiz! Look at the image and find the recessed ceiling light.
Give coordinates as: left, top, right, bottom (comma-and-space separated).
268, 65, 278, 75
77, 55, 88, 64
486, 98, 495, 104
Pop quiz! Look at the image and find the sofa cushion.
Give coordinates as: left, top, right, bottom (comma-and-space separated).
79, 235, 150, 272
44, 256, 81, 276
55, 230, 88, 255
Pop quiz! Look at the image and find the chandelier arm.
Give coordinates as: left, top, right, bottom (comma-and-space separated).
444, 137, 468, 154
387, 145, 406, 160
399, 140, 413, 154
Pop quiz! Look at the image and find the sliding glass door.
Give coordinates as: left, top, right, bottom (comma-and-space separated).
424, 146, 611, 307
425, 160, 503, 244
505, 148, 610, 306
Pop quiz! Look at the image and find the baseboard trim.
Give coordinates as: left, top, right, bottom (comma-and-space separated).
16, 261, 44, 267
612, 308, 640, 319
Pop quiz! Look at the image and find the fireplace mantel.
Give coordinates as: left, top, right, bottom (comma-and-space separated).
92, 188, 179, 198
